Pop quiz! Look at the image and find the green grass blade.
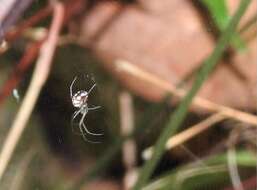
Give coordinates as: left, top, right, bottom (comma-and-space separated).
143, 150, 256, 190
132, 1, 251, 189
201, 0, 246, 50
201, 0, 229, 29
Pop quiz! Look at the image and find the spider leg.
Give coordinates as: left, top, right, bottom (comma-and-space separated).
71, 107, 84, 134
70, 76, 77, 98
72, 109, 80, 120
88, 83, 96, 95
71, 107, 82, 125
81, 121, 103, 136
88, 106, 101, 111
79, 110, 103, 136
78, 121, 100, 144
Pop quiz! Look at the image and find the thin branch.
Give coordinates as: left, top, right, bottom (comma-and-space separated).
115, 60, 257, 126
0, 2, 64, 181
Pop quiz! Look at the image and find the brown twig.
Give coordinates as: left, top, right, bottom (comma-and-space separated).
0, 2, 64, 181
115, 60, 257, 126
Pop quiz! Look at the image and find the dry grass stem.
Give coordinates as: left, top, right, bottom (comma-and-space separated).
0, 2, 64, 181
166, 113, 226, 149
10, 149, 36, 190
115, 60, 257, 126
227, 147, 244, 190
143, 113, 226, 160
119, 91, 137, 189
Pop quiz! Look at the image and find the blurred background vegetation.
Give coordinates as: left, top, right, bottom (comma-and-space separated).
0, 0, 256, 190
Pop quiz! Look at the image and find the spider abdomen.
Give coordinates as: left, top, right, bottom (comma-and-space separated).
72, 90, 88, 108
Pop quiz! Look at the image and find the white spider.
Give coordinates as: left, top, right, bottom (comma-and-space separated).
70, 76, 102, 143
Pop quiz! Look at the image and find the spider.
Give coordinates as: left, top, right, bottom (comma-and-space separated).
70, 76, 103, 143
